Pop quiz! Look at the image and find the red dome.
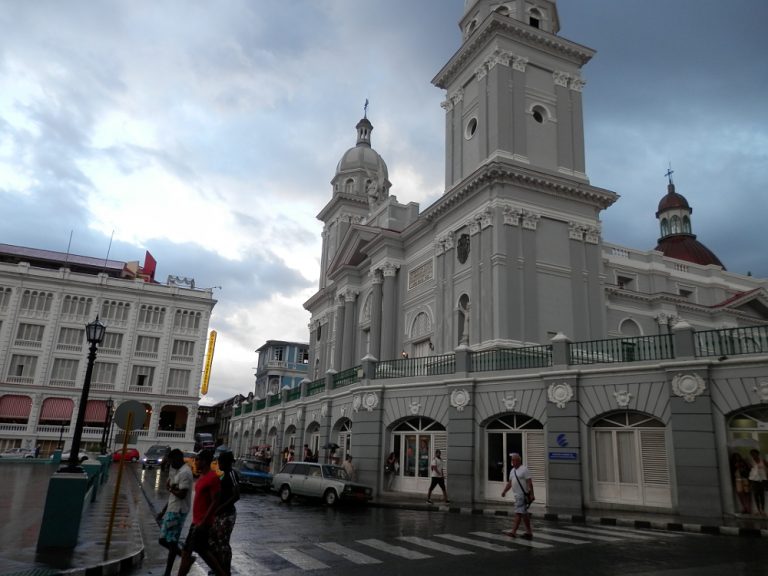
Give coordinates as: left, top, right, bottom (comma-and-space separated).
656, 184, 690, 217
655, 235, 725, 269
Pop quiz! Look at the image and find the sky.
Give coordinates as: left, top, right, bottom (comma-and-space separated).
1, 1, 766, 404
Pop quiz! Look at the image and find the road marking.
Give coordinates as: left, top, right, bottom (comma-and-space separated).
397, 536, 475, 555
435, 533, 513, 552
539, 527, 624, 542
358, 538, 432, 560
315, 542, 382, 564
510, 531, 592, 545
471, 531, 553, 549
273, 548, 329, 570
562, 525, 654, 540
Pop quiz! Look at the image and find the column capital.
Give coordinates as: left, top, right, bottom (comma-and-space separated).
382, 262, 400, 277
370, 269, 384, 284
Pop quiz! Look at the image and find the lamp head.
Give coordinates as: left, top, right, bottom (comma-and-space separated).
85, 316, 107, 345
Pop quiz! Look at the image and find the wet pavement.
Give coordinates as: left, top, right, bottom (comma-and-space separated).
2, 460, 768, 576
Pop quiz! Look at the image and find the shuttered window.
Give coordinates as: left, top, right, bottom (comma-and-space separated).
640, 430, 669, 485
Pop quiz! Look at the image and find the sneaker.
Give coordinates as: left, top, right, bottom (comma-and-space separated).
426, 499, 433, 504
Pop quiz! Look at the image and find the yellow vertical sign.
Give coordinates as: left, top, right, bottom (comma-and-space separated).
201, 329, 217, 395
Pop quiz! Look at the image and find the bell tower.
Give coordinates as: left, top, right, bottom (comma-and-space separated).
435, 0, 593, 189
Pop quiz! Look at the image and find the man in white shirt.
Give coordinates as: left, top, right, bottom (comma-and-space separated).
157, 449, 193, 576
501, 452, 534, 539
426, 449, 449, 504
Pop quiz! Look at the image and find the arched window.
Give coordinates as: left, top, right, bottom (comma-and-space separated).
411, 312, 431, 339
660, 218, 669, 237
619, 318, 642, 337
528, 8, 542, 28
682, 216, 691, 233
670, 215, 681, 234
344, 178, 354, 194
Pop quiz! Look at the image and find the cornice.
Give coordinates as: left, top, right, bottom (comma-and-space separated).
316, 192, 368, 222
433, 15, 595, 89
421, 161, 618, 223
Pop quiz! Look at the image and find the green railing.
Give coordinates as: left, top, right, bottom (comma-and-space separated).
375, 353, 456, 379
233, 406, 242, 416
695, 325, 768, 358
333, 366, 360, 389
268, 393, 281, 406
569, 334, 674, 365
306, 378, 326, 396
243, 403, 253, 413
287, 388, 301, 402
471, 345, 553, 372
254, 398, 266, 410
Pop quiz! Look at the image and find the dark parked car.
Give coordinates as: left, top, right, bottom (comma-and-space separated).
234, 458, 272, 491
141, 444, 172, 470
272, 461, 372, 506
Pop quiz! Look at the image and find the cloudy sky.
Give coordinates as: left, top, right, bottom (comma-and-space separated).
1, 1, 766, 404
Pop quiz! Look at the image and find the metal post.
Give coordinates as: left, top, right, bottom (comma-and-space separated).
58, 422, 65, 450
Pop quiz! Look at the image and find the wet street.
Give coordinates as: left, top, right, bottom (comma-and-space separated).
134, 468, 768, 576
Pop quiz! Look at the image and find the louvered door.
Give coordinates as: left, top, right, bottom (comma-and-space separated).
524, 431, 547, 504
639, 430, 671, 506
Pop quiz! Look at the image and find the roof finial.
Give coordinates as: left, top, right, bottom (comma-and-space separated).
665, 162, 674, 186
364, 98, 369, 119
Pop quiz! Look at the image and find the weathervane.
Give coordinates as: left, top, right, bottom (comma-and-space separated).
364, 98, 369, 119
665, 162, 674, 185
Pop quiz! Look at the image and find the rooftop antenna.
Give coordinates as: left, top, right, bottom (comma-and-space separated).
101, 230, 114, 274
665, 162, 674, 186
64, 230, 73, 267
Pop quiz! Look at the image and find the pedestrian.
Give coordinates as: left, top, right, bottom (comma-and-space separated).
748, 448, 767, 515
384, 452, 399, 490
426, 449, 449, 504
342, 454, 357, 481
34, 444, 41, 458
731, 452, 752, 514
303, 444, 312, 461
177, 449, 226, 576
501, 452, 534, 539
209, 451, 240, 575
157, 449, 193, 576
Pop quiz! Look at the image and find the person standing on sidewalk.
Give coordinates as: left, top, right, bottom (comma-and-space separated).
209, 451, 240, 574
426, 449, 449, 504
501, 452, 535, 539
342, 454, 357, 482
177, 449, 226, 576
157, 449, 193, 576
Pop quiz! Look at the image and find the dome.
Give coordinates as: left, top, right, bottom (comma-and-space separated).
656, 183, 691, 217
655, 235, 725, 269
334, 116, 389, 182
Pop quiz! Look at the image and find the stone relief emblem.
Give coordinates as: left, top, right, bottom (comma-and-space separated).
409, 400, 421, 415
457, 233, 470, 264
755, 381, 768, 403
276, 413, 282, 426
297, 407, 304, 421
362, 392, 379, 412
671, 373, 706, 402
352, 395, 362, 413
321, 403, 329, 418
548, 382, 573, 409
450, 389, 471, 412
503, 395, 518, 412
340, 406, 347, 417
613, 390, 632, 408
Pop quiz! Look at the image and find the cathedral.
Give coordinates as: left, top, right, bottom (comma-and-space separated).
230, 0, 768, 519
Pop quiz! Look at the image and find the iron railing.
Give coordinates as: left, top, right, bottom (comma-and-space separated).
695, 325, 768, 358
287, 388, 301, 402
471, 345, 553, 372
333, 366, 360, 389
569, 334, 674, 365
375, 353, 456, 379
306, 378, 326, 396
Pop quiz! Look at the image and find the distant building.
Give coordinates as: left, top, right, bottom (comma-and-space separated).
195, 394, 245, 448
0, 243, 216, 455
254, 340, 309, 398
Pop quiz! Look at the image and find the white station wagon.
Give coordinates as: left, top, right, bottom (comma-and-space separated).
272, 461, 373, 506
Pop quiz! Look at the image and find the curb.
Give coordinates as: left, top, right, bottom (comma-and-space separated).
370, 500, 768, 538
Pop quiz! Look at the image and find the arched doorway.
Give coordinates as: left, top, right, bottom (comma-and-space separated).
591, 411, 671, 507
390, 417, 446, 494
485, 413, 546, 503
334, 418, 352, 462
727, 406, 768, 512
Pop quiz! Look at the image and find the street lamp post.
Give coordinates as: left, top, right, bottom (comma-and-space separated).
100, 397, 114, 454
57, 422, 66, 450
61, 316, 106, 473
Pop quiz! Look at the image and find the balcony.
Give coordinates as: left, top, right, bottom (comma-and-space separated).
49, 379, 77, 388
56, 343, 83, 353
14, 339, 42, 349
170, 355, 194, 363
6, 376, 34, 384
134, 351, 159, 360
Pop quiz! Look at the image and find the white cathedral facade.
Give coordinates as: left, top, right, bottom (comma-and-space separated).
230, 0, 768, 519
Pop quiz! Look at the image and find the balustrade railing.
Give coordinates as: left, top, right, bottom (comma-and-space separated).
306, 378, 325, 396
375, 354, 455, 379
471, 346, 552, 372
569, 334, 674, 365
695, 325, 768, 358
333, 366, 360, 388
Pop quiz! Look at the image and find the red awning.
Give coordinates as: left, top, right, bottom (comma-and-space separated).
40, 398, 74, 420
0, 395, 32, 419
84, 400, 107, 424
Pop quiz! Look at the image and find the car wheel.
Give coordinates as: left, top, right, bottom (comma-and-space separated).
279, 485, 292, 503
323, 489, 338, 506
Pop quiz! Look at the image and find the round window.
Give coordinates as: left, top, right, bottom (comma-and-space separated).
465, 117, 478, 139
532, 106, 545, 123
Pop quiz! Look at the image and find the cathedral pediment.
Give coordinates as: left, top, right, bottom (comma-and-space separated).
713, 288, 768, 320
327, 224, 379, 277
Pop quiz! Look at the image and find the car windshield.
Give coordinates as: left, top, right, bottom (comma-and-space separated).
146, 446, 167, 455
321, 465, 350, 480
240, 460, 268, 472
